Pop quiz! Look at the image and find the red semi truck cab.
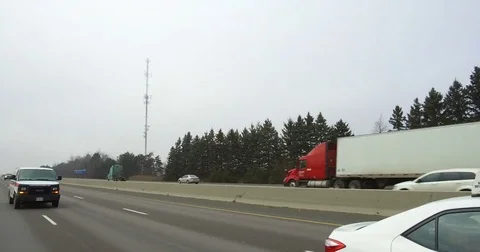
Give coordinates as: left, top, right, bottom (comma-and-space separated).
283, 142, 337, 187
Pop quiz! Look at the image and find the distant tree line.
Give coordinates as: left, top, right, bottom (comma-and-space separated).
52, 152, 164, 180
387, 66, 480, 131
51, 66, 480, 184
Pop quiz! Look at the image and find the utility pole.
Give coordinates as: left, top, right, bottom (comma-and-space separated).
142, 58, 151, 175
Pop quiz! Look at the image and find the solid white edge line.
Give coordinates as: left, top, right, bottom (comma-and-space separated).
122, 208, 148, 215
42, 215, 57, 226
73, 196, 84, 199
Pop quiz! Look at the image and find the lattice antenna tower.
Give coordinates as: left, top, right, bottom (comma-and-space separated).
143, 58, 152, 160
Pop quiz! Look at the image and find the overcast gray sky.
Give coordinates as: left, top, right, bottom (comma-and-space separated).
0, 0, 478, 172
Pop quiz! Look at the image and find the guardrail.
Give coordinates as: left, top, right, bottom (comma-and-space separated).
61, 178, 469, 216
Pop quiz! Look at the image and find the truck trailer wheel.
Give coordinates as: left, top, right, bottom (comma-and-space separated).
332, 180, 346, 189
348, 180, 362, 189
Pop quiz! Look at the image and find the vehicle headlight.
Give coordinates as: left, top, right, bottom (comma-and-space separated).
52, 187, 58, 191
19, 187, 27, 191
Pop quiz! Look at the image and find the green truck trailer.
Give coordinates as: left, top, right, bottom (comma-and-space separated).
107, 164, 126, 181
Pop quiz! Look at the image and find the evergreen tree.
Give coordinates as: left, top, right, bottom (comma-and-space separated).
211, 129, 227, 181
243, 124, 263, 183
422, 88, 445, 127
258, 119, 282, 183
225, 129, 241, 180
304, 112, 317, 150
330, 119, 353, 141
280, 118, 299, 165
443, 80, 469, 124
153, 155, 164, 176
407, 98, 423, 129
238, 127, 254, 181
389, 105, 406, 130
189, 135, 202, 175
294, 115, 309, 155
181, 132, 193, 174
314, 112, 330, 144
466, 66, 480, 121
164, 138, 182, 180
203, 129, 216, 178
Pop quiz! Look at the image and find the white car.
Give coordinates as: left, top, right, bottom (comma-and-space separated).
393, 168, 479, 192
325, 171, 480, 252
178, 174, 200, 184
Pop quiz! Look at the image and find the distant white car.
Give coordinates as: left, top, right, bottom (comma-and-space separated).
324, 171, 480, 252
393, 168, 480, 192
178, 174, 200, 184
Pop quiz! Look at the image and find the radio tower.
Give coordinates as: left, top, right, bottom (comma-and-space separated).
142, 58, 152, 175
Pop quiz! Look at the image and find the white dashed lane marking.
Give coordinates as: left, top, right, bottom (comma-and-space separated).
42, 215, 57, 226
122, 208, 148, 216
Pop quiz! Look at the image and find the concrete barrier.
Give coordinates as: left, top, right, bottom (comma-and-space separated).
61, 178, 469, 216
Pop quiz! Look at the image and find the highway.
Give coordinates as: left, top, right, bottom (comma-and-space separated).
1, 181, 383, 252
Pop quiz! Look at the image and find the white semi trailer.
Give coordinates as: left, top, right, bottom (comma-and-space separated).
334, 121, 480, 189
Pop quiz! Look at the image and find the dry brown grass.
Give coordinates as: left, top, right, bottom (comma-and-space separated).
128, 175, 164, 181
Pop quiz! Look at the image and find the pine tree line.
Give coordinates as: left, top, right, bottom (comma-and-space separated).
164, 115, 353, 183
165, 66, 480, 184
389, 66, 480, 130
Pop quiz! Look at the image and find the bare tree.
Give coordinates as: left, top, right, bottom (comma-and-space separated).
372, 114, 389, 133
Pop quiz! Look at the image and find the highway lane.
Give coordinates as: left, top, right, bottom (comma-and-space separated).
1, 181, 383, 252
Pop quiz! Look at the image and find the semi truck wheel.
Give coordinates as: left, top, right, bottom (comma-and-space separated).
332, 180, 346, 189
348, 180, 362, 189
288, 180, 297, 187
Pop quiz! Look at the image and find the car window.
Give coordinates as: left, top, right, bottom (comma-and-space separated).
405, 219, 436, 250
418, 173, 441, 183
438, 211, 480, 252
439, 172, 461, 181
458, 172, 476, 180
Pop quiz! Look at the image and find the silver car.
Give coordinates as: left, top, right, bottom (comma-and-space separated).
178, 175, 200, 184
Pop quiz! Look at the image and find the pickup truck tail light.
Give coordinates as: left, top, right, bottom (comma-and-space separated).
325, 238, 346, 252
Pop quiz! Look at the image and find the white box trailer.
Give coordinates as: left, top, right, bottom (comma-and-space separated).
334, 122, 480, 188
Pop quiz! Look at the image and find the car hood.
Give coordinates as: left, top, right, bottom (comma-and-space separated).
333, 221, 377, 233
393, 181, 415, 187
15, 181, 59, 186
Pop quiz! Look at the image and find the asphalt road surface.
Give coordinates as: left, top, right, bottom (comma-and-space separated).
0, 181, 383, 252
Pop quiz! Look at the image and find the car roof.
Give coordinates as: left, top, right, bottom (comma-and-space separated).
432, 168, 480, 173
16, 167, 54, 171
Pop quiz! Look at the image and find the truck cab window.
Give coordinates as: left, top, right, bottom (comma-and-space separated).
298, 160, 307, 169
